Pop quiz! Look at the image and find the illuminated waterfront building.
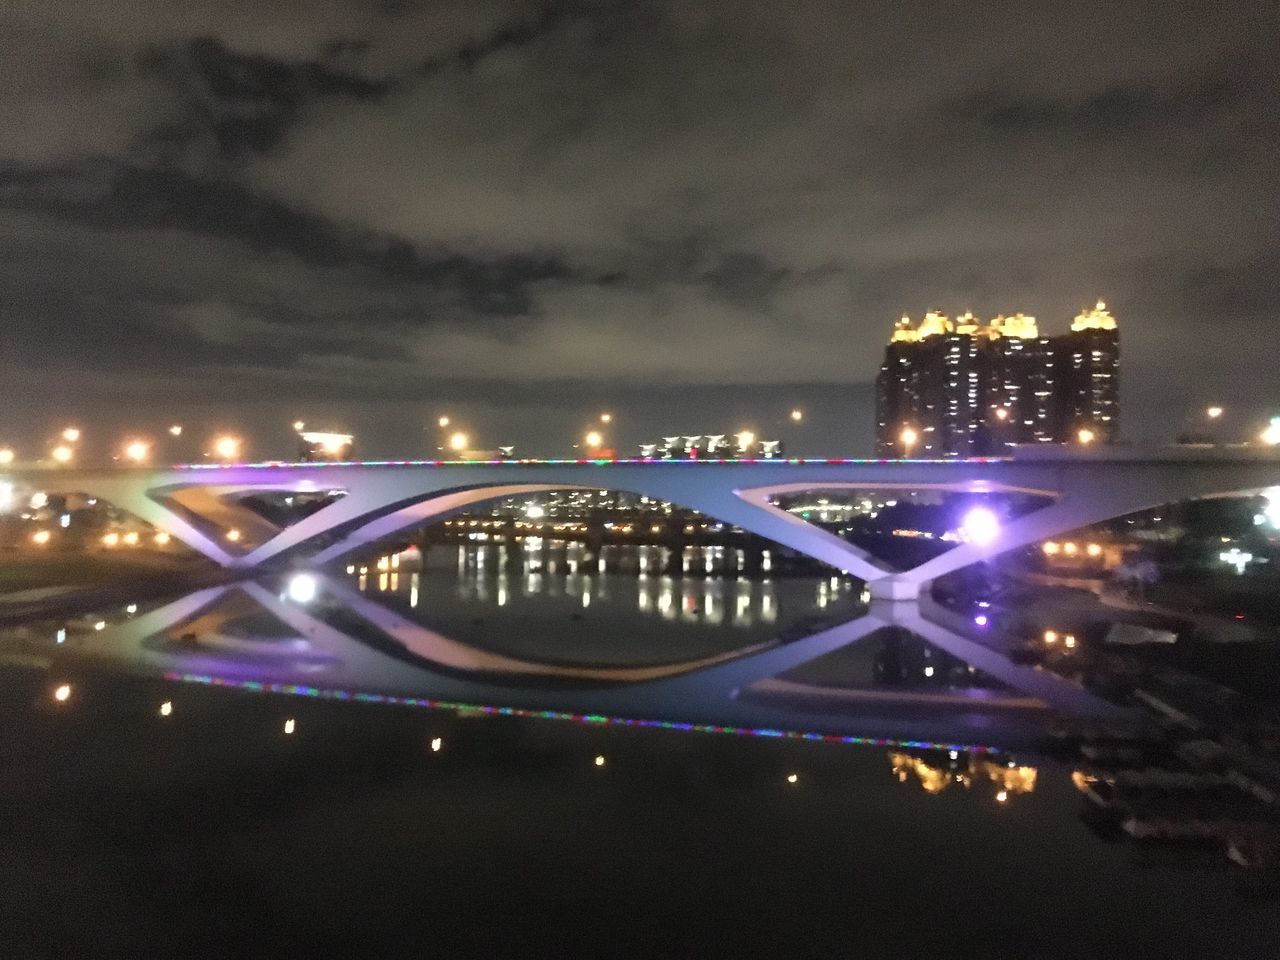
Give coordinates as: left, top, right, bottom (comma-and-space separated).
875, 302, 1118, 456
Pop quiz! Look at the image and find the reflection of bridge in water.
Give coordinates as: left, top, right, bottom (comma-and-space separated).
7, 448, 1279, 600
50, 572, 1132, 751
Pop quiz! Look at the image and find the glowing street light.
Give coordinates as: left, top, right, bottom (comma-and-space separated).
212, 435, 241, 461
32, 529, 52, 545
899, 426, 918, 456
599, 412, 613, 424
61, 427, 81, 443
51, 445, 73, 464
584, 430, 604, 449
0, 448, 13, 465
735, 430, 756, 454
789, 408, 803, 422
53, 683, 72, 703
437, 415, 451, 428
124, 440, 150, 463
1261, 417, 1280, 446
994, 407, 1009, 421
448, 432, 469, 452
1206, 405, 1224, 420
292, 420, 305, 432
168, 424, 183, 436
960, 506, 1000, 546
1077, 427, 1096, 445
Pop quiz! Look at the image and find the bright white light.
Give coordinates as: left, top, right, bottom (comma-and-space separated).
584, 430, 604, 449
0, 482, 16, 512
0, 448, 14, 465
437, 416, 450, 428
51, 445, 73, 464
287, 573, 318, 604
1263, 418, 1280, 446
600, 412, 612, 423
789, 409, 803, 422
960, 506, 1001, 546
736, 430, 756, 451
61, 427, 80, 443
786, 773, 798, 784
31, 529, 51, 545
53, 683, 71, 702
283, 718, 296, 735
159, 701, 173, 717
213, 435, 241, 460
448, 432, 469, 452
124, 440, 150, 463
430, 737, 442, 752
1206, 405, 1223, 419
1263, 488, 1280, 530
924, 665, 935, 677
524, 504, 545, 519
168, 424, 183, 436
1219, 547, 1254, 575
293, 420, 305, 432
594, 755, 605, 767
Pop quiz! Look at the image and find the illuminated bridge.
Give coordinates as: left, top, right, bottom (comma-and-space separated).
7, 448, 1279, 600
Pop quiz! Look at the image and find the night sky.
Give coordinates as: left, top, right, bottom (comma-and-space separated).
2, 1, 1277, 458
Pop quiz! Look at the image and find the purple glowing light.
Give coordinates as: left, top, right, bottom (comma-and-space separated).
973, 614, 989, 627
960, 506, 1001, 546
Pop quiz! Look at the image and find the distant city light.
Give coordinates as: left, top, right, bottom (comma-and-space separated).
159, 701, 173, 717
1261, 417, 1280, 446
301, 431, 353, 458
960, 506, 1000, 546
51, 445, 73, 464
524, 504, 545, 519
735, 430, 756, 452
122, 531, 139, 546
102, 532, 120, 547
124, 440, 150, 463
899, 426, 918, 454
430, 737, 443, 752
225, 528, 242, 542
283, 718, 296, 735
1041, 541, 1060, 555
786, 773, 798, 784
600, 413, 613, 423
213, 435, 241, 460
1206, 405, 1224, 419
0, 448, 13, 465
287, 573, 318, 604
53, 683, 72, 703
994, 407, 1009, 421
1086, 542, 1103, 557
168, 424, 183, 436
154, 532, 171, 546
437, 416, 451, 428
448, 432, 469, 452
584, 430, 604, 449
1043, 630, 1058, 644
789, 409, 803, 422
995, 789, 1008, 804
31, 529, 51, 545
1219, 547, 1254, 575
1077, 427, 1096, 445
292, 420, 305, 432
974, 613, 989, 627
61, 427, 80, 443
594, 755, 606, 767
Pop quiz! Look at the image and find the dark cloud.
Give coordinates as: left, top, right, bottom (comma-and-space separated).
0, 0, 1277, 455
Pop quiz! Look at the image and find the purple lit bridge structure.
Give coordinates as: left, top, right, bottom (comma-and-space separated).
11, 448, 1280, 601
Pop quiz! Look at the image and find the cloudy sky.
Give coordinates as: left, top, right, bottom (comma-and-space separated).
1, 0, 1277, 458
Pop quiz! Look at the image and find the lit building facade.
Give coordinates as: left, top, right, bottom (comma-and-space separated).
875, 302, 1117, 457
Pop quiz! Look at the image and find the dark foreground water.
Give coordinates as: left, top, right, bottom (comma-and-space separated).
1, 546, 1276, 959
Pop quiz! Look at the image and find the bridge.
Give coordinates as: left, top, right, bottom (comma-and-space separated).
7, 447, 1279, 600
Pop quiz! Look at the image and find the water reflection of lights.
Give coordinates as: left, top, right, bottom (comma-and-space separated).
367, 544, 791, 628
162, 671, 998, 755
889, 751, 1036, 800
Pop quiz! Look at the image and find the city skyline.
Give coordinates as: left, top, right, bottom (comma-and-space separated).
1, 1, 1278, 454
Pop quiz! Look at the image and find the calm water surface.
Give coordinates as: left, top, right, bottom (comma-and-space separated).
0, 546, 1275, 959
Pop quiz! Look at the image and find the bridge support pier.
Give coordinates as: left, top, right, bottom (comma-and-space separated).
867, 577, 923, 602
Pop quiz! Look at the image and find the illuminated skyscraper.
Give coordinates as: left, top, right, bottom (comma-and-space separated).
875, 303, 1117, 456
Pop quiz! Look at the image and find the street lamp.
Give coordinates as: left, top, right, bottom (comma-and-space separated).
61, 427, 81, 444
1261, 417, 1280, 446
585, 430, 604, 449
448, 432, 469, 452
124, 440, 150, 463
789, 409, 803, 422
51, 445, 73, 464
1077, 427, 1096, 445
437, 416, 450, 428
168, 424, 183, 437
213, 435, 241, 461
1206, 405, 1224, 420
0, 448, 13, 465
994, 407, 1009, 421
292, 420, 305, 432
599, 413, 612, 424
899, 426, 918, 457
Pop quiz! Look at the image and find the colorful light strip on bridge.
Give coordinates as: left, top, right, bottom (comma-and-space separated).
174, 456, 1009, 470
161, 670, 1001, 755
